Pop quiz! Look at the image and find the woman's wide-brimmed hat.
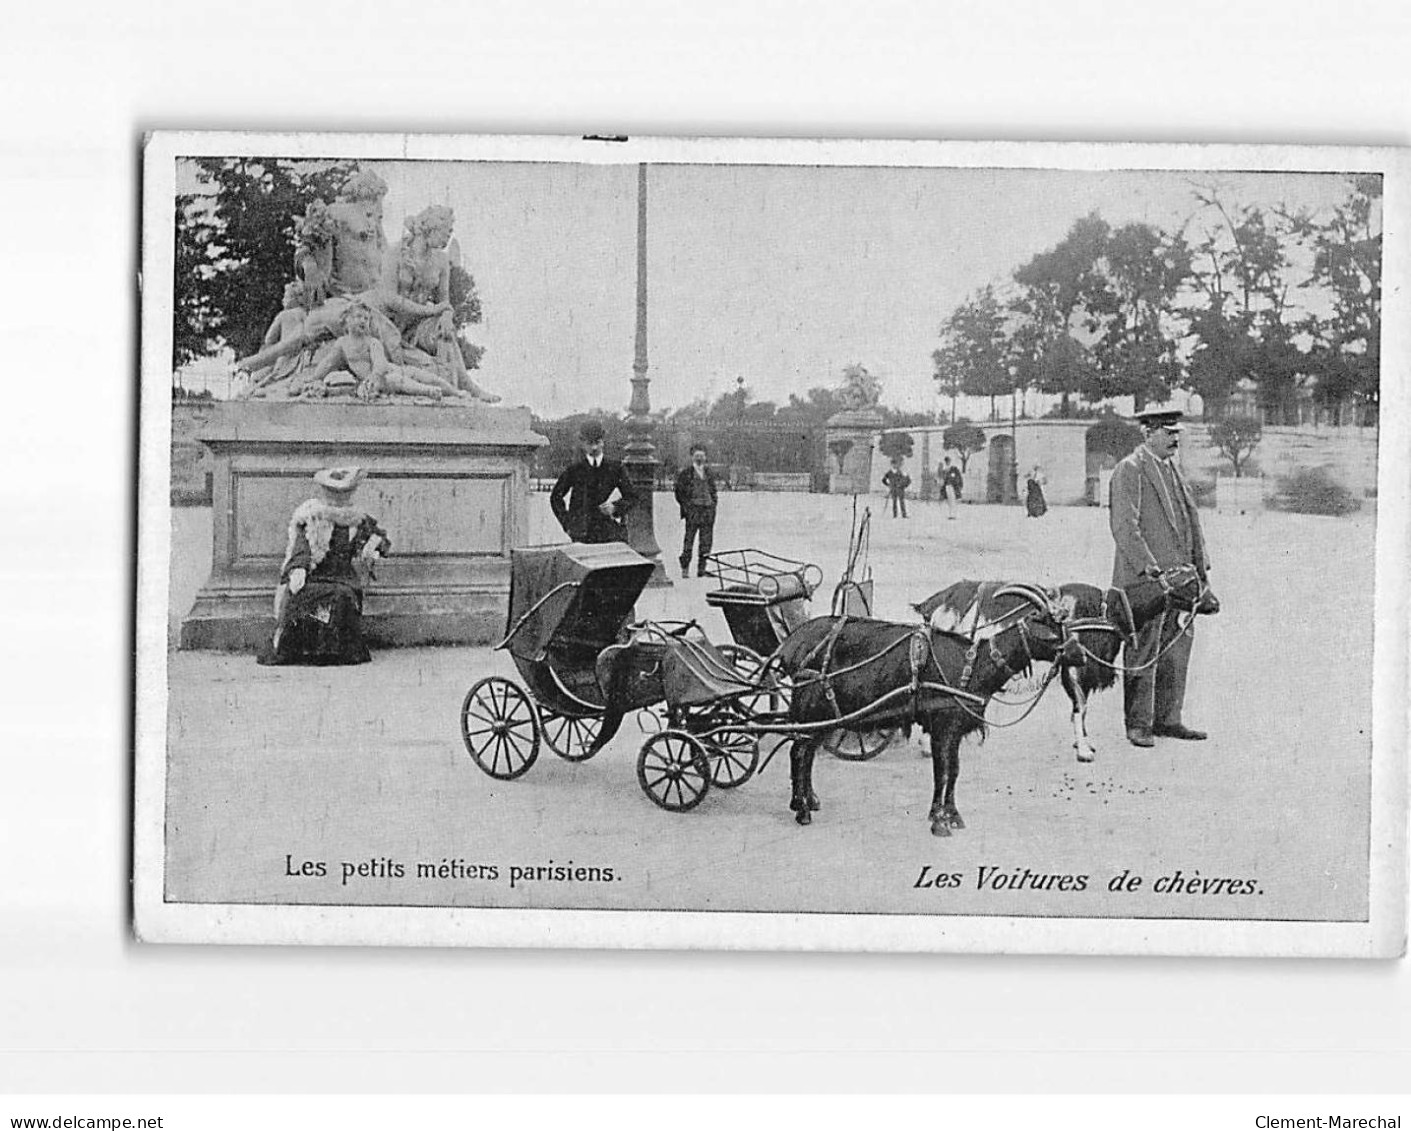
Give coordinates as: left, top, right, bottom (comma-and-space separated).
313, 466, 367, 494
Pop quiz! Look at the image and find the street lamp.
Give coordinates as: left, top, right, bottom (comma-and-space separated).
1009, 368, 1019, 505
622, 162, 669, 586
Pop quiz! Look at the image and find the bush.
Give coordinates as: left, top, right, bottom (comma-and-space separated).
1269, 466, 1362, 516
878, 430, 915, 462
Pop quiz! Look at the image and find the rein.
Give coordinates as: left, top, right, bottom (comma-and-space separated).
1067, 575, 1210, 676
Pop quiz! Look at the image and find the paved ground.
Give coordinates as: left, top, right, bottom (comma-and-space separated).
163, 491, 1375, 921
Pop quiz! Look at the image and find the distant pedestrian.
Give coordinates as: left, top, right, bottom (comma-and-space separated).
550, 419, 637, 544
882, 459, 911, 518
673, 443, 719, 577
939, 457, 964, 520
1025, 465, 1048, 518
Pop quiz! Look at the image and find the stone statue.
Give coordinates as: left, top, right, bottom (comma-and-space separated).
302, 300, 457, 401
239, 281, 316, 389
382, 205, 499, 402
235, 167, 500, 404
321, 168, 390, 299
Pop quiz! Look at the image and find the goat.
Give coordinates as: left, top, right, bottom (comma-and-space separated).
772, 583, 1083, 837
913, 570, 1205, 763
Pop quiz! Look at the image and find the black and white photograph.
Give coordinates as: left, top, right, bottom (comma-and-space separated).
134, 133, 1407, 956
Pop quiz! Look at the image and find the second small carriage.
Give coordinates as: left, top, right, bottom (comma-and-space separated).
702, 545, 897, 761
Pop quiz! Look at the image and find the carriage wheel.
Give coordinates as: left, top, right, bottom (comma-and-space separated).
460, 677, 540, 780
707, 730, 759, 789
637, 731, 712, 812
823, 727, 898, 762
539, 708, 604, 762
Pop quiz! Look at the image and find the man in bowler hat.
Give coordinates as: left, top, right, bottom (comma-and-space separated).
550, 419, 638, 544
1109, 409, 1214, 747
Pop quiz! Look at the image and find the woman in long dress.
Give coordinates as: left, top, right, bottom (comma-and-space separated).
258, 467, 391, 666
1025, 465, 1048, 518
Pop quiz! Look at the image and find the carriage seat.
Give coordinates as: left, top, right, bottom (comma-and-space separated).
705, 572, 812, 608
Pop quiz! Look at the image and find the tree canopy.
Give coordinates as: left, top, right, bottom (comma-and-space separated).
933, 176, 1382, 423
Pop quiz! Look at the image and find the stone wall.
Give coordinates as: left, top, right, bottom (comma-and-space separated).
868, 420, 1379, 506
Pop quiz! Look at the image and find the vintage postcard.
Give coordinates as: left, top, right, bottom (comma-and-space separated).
135, 132, 1408, 955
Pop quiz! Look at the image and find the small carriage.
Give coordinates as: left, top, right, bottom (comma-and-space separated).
459, 542, 770, 811
701, 548, 822, 675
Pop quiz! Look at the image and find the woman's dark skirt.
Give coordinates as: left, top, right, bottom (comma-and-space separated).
258, 580, 371, 666
1025, 481, 1048, 518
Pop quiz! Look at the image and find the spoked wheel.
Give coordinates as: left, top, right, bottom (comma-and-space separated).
706, 729, 759, 788
460, 676, 540, 780
823, 727, 898, 762
637, 730, 712, 812
539, 708, 604, 762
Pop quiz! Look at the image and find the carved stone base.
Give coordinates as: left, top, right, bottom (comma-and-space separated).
178, 401, 545, 650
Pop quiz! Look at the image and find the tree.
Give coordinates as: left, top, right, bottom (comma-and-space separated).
941, 421, 986, 473
1009, 213, 1113, 415
1084, 413, 1143, 462
778, 385, 847, 423
173, 193, 219, 368
448, 262, 487, 371
934, 286, 1012, 420
878, 431, 915, 463
1289, 174, 1382, 418
1209, 415, 1263, 477
1187, 189, 1308, 423
1089, 222, 1192, 408
174, 158, 359, 366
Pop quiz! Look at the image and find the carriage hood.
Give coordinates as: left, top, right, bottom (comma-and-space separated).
500, 542, 656, 662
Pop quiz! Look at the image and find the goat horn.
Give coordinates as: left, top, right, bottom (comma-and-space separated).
993, 582, 1054, 611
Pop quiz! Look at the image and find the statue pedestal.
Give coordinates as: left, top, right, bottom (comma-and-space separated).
179, 402, 546, 650
825, 409, 883, 495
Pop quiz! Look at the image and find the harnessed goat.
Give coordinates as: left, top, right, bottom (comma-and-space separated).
914, 567, 1211, 763
773, 583, 1082, 837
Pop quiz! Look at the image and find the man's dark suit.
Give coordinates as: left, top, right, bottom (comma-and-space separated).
673, 464, 719, 574
1109, 445, 1211, 733
550, 456, 637, 544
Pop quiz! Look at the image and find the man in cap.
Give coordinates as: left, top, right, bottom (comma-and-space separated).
550, 419, 638, 544
1108, 409, 1213, 747
673, 443, 719, 577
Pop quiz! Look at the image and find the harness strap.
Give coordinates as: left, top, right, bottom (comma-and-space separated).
908, 627, 929, 716
814, 616, 851, 721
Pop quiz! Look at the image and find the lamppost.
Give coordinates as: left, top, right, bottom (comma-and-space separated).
1009, 368, 1019, 505
622, 163, 670, 586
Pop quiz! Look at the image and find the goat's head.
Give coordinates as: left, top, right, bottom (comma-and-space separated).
992, 583, 1084, 667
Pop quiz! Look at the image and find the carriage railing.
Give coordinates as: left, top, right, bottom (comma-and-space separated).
700, 548, 823, 601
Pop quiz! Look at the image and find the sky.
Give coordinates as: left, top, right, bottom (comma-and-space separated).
179, 158, 1366, 415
